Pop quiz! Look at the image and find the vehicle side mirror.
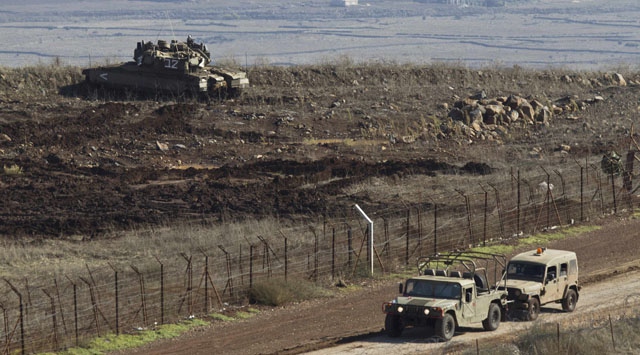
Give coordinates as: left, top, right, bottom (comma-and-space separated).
398, 283, 404, 294
465, 291, 472, 303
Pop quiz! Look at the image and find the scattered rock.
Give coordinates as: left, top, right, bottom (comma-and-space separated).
469, 90, 487, 100
611, 73, 627, 86
535, 106, 552, 124
156, 141, 169, 152
401, 136, 415, 144
330, 99, 345, 108
448, 107, 466, 122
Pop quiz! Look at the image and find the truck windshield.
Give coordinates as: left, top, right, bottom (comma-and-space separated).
507, 262, 545, 282
405, 280, 461, 299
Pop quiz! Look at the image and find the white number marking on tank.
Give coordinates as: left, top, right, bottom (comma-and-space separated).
164, 59, 179, 69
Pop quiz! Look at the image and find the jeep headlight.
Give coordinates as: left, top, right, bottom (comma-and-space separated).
397, 306, 404, 313
514, 290, 522, 297
423, 308, 430, 316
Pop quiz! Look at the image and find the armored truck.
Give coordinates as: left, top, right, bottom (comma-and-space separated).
504, 248, 580, 320
382, 252, 509, 341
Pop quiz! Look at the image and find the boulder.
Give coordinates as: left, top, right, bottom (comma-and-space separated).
469, 107, 484, 123
507, 109, 520, 122
448, 107, 466, 122
552, 105, 563, 115
530, 99, 545, 111
505, 95, 526, 109
535, 106, 552, 123
483, 104, 505, 125
469, 90, 487, 100
471, 120, 483, 132
462, 97, 479, 107
518, 102, 535, 121
612, 73, 627, 86
485, 104, 505, 116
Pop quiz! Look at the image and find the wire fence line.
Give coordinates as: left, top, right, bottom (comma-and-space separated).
0, 161, 634, 353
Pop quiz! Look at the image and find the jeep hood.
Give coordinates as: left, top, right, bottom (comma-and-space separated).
395, 296, 457, 308
505, 279, 542, 294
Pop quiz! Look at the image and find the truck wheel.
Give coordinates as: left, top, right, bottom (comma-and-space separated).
435, 313, 455, 341
385, 314, 403, 337
562, 289, 577, 312
482, 303, 501, 331
525, 298, 540, 321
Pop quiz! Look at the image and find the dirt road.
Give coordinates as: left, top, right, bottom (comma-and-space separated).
308, 269, 640, 354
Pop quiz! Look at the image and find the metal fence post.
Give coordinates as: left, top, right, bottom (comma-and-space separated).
154, 256, 164, 325
42, 289, 58, 349
331, 228, 335, 280
405, 208, 410, 265
249, 245, 254, 289
5, 280, 24, 355
433, 203, 438, 254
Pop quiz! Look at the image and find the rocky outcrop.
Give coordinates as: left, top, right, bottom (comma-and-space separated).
443, 90, 606, 143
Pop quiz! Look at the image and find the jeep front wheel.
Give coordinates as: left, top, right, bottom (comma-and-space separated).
435, 313, 455, 341
525, 297, 540, 321
385, 314, 403, 337
562, 289, 577, 312
482, 303, 501, 331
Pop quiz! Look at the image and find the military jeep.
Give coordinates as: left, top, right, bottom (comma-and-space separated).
382, 252, 509, 341
504, 248, 580, 321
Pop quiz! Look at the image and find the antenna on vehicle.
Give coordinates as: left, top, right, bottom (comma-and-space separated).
155, 22, 164, 43
166, 11, 176, 43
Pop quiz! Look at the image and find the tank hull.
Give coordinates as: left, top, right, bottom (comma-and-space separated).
83, 62, 227, 96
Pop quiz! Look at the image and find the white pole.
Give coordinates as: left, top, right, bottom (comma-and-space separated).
354, 204, 374, 275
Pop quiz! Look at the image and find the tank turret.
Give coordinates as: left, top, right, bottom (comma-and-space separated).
82, 36, 249, 98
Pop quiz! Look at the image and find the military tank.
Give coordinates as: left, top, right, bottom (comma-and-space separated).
82, 36, 249, 98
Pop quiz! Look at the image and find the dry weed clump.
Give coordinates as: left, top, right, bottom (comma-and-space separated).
504, 310, 640, 355
0, 63, 82, 99
3, 164, 22, 175
249, 278, 327, 306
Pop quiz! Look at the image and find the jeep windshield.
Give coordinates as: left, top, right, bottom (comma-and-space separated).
507, 262, 545, 282
404, 279, 461, 299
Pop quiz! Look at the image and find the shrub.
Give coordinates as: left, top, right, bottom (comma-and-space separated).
249, 278, 327, 306
3, 164, 23, 175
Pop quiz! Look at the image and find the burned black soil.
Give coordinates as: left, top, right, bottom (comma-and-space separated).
1, 64, 638, 239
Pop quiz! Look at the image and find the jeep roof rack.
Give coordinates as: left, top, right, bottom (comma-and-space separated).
417, 251, 508, 290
